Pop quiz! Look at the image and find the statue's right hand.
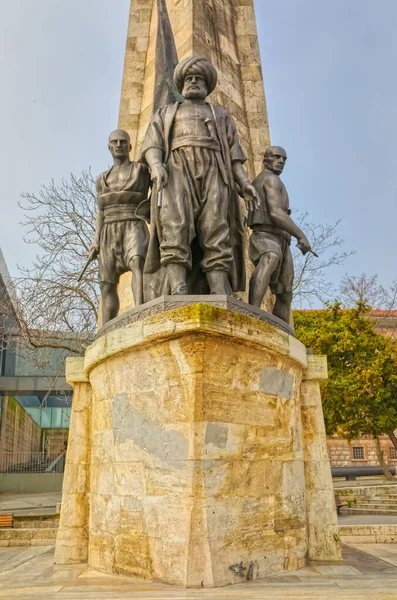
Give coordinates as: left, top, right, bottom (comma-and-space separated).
88, 243, 99, 260
297, 236, 311, 256
151, 163, 168, 190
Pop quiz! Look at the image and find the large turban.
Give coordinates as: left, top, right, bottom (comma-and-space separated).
173, 56, 218, 95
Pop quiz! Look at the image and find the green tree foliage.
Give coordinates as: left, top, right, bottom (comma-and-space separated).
294, 303, 397, 440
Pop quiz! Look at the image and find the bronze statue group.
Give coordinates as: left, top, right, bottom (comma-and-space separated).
87, 57, 312, 326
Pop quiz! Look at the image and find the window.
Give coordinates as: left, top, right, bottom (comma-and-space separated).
389, 447, 397, 460
352, 446, 365, 460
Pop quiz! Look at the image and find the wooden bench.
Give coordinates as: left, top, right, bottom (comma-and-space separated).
334, 495, 348, 515
336, 503, 348, 515
0, 514, 13, 528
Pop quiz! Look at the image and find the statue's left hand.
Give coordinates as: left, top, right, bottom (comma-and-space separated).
241, 182, 260, 213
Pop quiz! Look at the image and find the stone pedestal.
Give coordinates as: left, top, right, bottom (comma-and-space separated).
55, 303, 341, 587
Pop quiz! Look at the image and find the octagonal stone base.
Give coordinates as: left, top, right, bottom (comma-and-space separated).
55, 303, 341, 587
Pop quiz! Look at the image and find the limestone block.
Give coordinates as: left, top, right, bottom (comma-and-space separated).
372, 525, 397, 535
307, 523, 341, 559
88, 531, 116, 574
376, 534, 397, 543
114, 532, 152, 579
57, 493, 89, 529
114, 462, 146, 496
304, 355, 328, 382
65, 357, 89, 385
62, 463, 90, 494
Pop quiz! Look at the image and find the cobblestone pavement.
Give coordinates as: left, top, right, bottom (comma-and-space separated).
0, 544, 397, 599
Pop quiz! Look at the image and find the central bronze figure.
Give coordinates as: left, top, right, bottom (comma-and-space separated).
141, 56, 258, 297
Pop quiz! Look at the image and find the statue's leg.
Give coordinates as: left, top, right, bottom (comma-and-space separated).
205, 270, 232, 295
129, 256, 145, 306
158, 152, 192, 294
166, 264, 188, 295
197, 155, 233, 294
249, 252, 280, 308
271, 244, 294, 324
273, 293, 292, 324
125, 221, 149, 306
100, 282, 119, 324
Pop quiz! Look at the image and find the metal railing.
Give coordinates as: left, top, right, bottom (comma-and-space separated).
0, 451, 65, 474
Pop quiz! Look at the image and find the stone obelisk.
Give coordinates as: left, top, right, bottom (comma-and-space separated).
115, 0, 271, 313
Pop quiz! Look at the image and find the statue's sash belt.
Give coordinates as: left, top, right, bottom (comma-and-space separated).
101, 192, 145, 223
252, 224, 292, 244
171, 136, 221, 152
170, 136, 228, 185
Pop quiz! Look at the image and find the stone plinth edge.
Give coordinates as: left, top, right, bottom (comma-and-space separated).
303, 355, 328, 381
96, 295, 294, 338
86, 303, 306, 376
65, 357, 89, 386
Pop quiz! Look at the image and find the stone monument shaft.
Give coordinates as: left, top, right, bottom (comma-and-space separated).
119, 0, 270, 178
115, 0, 271, 314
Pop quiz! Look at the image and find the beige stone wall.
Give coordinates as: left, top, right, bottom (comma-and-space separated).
0, 396, 41, 456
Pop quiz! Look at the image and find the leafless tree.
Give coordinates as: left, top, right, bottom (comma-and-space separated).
339, 273, 397, 312
0, 170, 98, 359
292, 212, 354, 307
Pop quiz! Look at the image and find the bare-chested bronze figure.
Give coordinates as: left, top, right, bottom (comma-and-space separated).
248, 146, 312, 324
89, 130, 150, 323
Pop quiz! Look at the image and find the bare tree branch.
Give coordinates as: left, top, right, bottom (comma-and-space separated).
339, 273, 397, 336
0, 169, 99, 358
292, 212, 354, 307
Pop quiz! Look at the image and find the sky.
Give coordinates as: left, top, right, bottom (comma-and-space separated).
1, 0, 396, 300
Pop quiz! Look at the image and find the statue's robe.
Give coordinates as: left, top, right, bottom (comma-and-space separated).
141, 102, 246, 298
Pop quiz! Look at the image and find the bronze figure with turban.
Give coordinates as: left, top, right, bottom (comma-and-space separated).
173, 56, 218, 95
141, 56, 259, 299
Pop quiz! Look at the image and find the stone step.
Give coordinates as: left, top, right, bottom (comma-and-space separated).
13, 515, 60, 529
340, 507, 397, 516
371, 496, 397, 502
357, 496, 397, 504
356, 502, 397, 510
0, 528, 57, 547
377, 494, 397, 499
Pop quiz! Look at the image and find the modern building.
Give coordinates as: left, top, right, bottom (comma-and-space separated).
0, 248, 73, 476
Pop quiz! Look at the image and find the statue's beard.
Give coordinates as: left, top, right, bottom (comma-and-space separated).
183, 89, 207, 100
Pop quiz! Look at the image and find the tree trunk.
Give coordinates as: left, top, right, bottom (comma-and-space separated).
374, 436, 395, 481
388, 431, 397, 451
